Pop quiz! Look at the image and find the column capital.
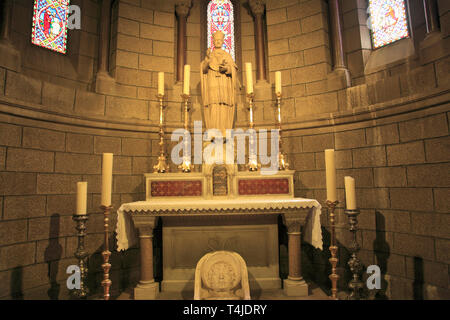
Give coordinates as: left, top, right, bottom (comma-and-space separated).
249, 0, 266, 17
282, 212, 302, 234
132, 215, 158, 237
175, 0, 193, 17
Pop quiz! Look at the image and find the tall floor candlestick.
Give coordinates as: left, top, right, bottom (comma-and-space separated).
179, 93, 194, 172
326, 200, 339, 300
246, 93, 260, 171
153, 94, 169, 173
346, 208, 364, 300
101, 205, 113, 300
71, 214, 89, 299
276, 93, 289, 170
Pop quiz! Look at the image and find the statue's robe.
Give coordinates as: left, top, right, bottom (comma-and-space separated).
200, 49, 237, 138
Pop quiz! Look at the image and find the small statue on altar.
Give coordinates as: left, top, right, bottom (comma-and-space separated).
200, 31, 238, 139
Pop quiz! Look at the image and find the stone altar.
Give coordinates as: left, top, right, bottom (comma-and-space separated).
116, 166, 323, 300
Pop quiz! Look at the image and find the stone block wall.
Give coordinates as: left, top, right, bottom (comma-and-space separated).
0, 109, 160, 298
284, 99, 450, 299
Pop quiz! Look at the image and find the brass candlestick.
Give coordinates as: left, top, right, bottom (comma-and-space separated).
179, 93, 194, 173
246, 93, 260, 172
326, 200, 339, 300
71, 214, 89, 299
153, 94, 169, 173
346, 209, 364, 300
100, 205, 113, 300
276, 93, 289, 170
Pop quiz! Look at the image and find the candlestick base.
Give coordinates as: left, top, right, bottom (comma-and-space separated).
179, 157, 195, 173
246, 157, 261, 172
153, 154, 169, 173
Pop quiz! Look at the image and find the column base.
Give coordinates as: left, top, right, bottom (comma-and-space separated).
0, 41, 21, 72
134, 281, 159, 300
94, 71, 115, 94
283, 278, 309, 297
330, 67, 351, 88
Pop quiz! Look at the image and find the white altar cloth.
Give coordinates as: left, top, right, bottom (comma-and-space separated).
115, 198, 323, 252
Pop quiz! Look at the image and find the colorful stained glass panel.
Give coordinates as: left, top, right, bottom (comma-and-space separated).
369, 0, 410, 49
31, 0, 70, 54
207, 0, 235, 61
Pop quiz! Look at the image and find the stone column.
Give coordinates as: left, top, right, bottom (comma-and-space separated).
0, 0, 12, 42
175, 0, 192, 82
95, 0, 115, 92
132, 216, 159, 300
329, 0, 346, 70
249, 0, 267, 82
282, 212, 308, 296
0, 0, 20, 71
97, 0, 112, 77
328, 0, 350, 87
423, 0, 440, 34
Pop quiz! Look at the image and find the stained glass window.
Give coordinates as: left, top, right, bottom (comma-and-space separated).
31, 0, 70, 54
369, 0, 410, 49
207, 0, 235, 61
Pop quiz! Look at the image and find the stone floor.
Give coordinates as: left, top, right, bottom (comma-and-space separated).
115, 282, 331, 300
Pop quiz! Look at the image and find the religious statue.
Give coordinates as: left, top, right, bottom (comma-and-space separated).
200, 31, 238, 138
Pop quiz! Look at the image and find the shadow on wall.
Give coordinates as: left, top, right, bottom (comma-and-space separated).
373, 211, 390, 300
11, 267, 23, 299
413, 257, 424, 300
44, 213, 63, 300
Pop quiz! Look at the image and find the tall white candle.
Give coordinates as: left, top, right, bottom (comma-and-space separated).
275, 71, 282, 95
101, 153, 113, 206
245, 62, 253, 94
344, 176, 357, 210
183, 65, 190, 95
76, 182, 87, 215
325, 149, 337, 202
158, 72, 164, 96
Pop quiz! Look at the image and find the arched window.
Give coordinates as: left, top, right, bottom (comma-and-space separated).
368, 0, 410, 49
31, 0, 70, 54
207, 0, 235, 61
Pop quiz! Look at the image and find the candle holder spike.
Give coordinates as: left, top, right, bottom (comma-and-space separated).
326, 200, 339, 300
100, 205, 113, 300
71, 214, 89, 299
153, 94, 169, 173
345, 208, 364, 300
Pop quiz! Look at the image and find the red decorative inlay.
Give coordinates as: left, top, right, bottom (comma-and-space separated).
238, 178, 289, 195
151, 180, 202, 197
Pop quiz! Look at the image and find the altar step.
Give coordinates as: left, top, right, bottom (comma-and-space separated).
115, 283, 330, 300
